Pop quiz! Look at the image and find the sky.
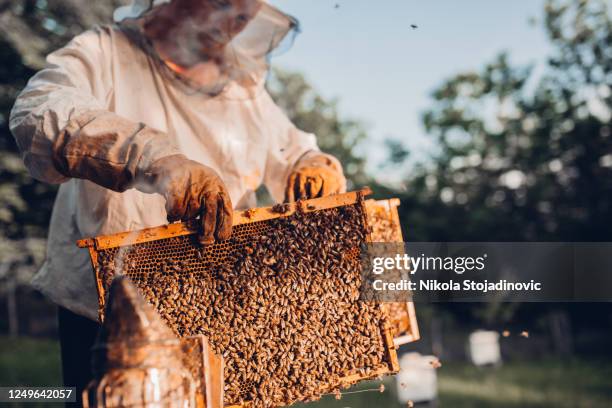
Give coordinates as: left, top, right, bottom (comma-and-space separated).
269, 0, 552, 178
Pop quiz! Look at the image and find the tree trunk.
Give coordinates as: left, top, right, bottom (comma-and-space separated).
7, 274, 18, 337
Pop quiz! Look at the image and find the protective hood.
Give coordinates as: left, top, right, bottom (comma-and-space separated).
115, 0, 299, 97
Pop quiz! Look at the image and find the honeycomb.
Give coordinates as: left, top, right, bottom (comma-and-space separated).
82, 192, 399, 407
96, 219, 273, 298
364, 199, 419, 344
366, 199, 403, 243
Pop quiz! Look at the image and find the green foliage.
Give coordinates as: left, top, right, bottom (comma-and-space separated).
396, 0, 612, 242
0, 336, 62, 387
437, 359, 612, 407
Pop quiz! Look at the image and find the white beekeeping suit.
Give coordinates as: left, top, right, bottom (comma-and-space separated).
9, 0, 345, 320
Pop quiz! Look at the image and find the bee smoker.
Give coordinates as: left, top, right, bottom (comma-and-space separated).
83, 277, 198, 407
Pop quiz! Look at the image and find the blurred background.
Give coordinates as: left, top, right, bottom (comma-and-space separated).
0, 0, 611, 406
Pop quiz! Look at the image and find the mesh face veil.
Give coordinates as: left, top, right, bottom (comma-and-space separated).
116, 0, 299, 98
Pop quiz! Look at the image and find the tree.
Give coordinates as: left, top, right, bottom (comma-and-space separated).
395, 0, 612, 243
389, 0, 612, 331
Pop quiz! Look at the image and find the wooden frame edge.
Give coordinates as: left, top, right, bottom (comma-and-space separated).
77, 189, 372, 251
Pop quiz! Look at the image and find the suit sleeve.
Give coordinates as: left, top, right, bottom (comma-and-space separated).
9, 27, 179, 191
261, 92, 318, 202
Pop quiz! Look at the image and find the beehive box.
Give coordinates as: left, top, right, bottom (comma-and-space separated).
365, 199, 420, 346
78, 189, 399, 407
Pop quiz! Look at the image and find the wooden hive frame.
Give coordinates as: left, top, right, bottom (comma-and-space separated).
365, 198, 420, 346
78, 189, 400, 407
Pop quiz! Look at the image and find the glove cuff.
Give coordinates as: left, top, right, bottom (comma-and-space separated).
135, 153, 189, 195
52, 110, 180, 192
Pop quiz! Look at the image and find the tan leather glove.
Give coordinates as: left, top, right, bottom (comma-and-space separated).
284, 152, 346, 202
138, 154, 233, 244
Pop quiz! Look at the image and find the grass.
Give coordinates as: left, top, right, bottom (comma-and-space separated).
437, 360, 612, 408
0, 336, 63, 408
0, 336, 62, 387
1, 336, 611, 407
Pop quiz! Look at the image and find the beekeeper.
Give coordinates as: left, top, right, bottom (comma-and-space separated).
9, 0, 345, 400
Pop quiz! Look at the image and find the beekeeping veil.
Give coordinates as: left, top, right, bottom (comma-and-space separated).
114, 0, 299, 97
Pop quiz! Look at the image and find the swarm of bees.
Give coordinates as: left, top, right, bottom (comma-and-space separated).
96, 203, 393, 408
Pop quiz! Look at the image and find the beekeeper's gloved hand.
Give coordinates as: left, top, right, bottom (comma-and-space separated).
284, 151, 346, 202
140, 154, 233, 244
51, 110, 232, 244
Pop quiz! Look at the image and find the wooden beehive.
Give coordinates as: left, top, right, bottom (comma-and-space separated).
365, 199, 420, 346
78, 189, 399, 407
